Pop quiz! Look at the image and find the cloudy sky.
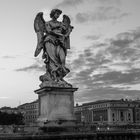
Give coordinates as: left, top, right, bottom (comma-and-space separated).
0, 0, 140, 107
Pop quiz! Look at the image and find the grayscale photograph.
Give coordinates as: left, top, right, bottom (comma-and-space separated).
0, 0, 140, 139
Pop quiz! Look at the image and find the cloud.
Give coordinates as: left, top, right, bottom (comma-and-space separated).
106, 28, 140, 63
67, 27, 140, 103
73, 67, 140, 103
133, 27, 140, 40
15, 59, 45, 72
15, 64, 45, 72
56, 0, 121, 9
111, 32, 134, 48
0, 96, 10, 99
96, 0, 121, 5
75, 6, 129, 23
57, 0, 121, 8
93, 69, 140, 85
75, 87, 140, 103
15, 26, 140, 103
55, 0, 83, 8
85, 35, 101, 40
1, 55, 16, 59
75, 13, 89, 23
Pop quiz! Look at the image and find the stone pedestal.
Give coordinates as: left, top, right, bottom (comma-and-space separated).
35, 87, 78, 126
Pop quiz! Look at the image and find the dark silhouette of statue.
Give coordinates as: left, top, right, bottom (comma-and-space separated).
34, 9, 73, 87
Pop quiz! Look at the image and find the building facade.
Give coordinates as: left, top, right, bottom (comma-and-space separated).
18, 100, 39, 125
74, 99, 140, 125
17, 99, 140, 125
133, 100, 140, 124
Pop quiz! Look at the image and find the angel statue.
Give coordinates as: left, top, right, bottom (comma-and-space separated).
34, 9, 74, 88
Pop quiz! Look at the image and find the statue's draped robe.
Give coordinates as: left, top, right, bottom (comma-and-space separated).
44, 20, 69, 80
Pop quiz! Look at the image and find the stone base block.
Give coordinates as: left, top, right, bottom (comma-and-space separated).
35, 87, 78, 126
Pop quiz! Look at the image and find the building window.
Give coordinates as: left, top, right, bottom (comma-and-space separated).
128, 113, 131, 121
112, 113, 115, 117
120, 111, 124, 121
112, 113, 115, 121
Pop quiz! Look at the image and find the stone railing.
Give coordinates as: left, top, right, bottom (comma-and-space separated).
0, 130, 140, 140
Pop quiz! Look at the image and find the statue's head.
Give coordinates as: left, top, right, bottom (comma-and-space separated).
50, 9, 62, 18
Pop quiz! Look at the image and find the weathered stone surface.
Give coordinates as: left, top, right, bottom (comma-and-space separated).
34, 9, 74, 87
35, 87, 78, 124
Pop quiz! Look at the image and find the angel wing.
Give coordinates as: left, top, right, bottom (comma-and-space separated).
34, 12, 46, 57
62, 15, 74, 50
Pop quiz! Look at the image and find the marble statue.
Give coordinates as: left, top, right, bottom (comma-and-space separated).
34, 9, 74, 88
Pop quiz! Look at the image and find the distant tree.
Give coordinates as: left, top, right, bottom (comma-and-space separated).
0, 111, 24, 125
